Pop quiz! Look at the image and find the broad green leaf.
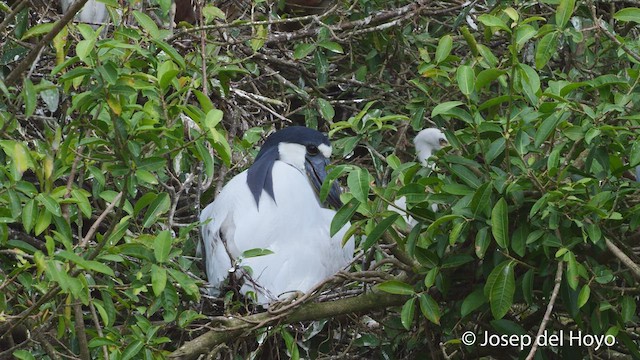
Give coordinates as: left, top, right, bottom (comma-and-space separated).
347, 167, 371, 203
142, 193, 171, 228
36, 194, 62, 217
556, 0, 576, 28
151, 264, 167, 296
418, 293, 441, 324
534, 112, 561, 148
241, 248, 275, 258
461, 288, 486, 317
477, 14, 510, 32
578, 285, 590, 308
22, 199, 36, 233
317, 98, 335, 121
56, 250, 115, 276
121, 340, 144, 360
536, 32, 559, 69
71, 189, 92, 218
614, 7, 640, 23
12, 350, 35, 360
456, 65, 474, 96
565, 251, 579, 289
293, 43, 316, 59
362, 214, 399, 250
21, 22, 55, 40
431, 101, 464, 117
621, 296, 636, 323
23, 78, 36, 117
318, 41, 344, 54
401, 298, 416, 330
330, 198, 360, 237
133, 11, 160, 38
376, 280, 415, 295
154, 230, 172, 263
491, 198, 509, 248
435, 35, 453, 64
475, 227, 490, 259
484, 260, 516, 319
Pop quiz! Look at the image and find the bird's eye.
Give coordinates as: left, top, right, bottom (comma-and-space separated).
306, 145, 319, 155
439, 138, 448, 147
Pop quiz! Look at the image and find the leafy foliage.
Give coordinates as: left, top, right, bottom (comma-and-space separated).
1, 0, 640, 359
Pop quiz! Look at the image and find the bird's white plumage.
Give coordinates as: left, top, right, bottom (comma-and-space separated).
391, 128, 448, 227
200, 144, 354, 304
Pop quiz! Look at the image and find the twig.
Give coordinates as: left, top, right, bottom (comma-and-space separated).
605, 238, 640, 280
525, 261, 563, 360
78, 191, 123, 248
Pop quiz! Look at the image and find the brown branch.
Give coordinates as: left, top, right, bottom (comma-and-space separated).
73, 303, 90, 360
605, 238, 640, 280
78, 191, 123, 248
169, 290, 408, 360
5, 0, 90, 85
525, 261, 563, 360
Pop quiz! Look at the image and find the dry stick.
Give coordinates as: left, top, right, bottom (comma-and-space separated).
78, 191, 123, 248
73, 302, 91, 360
6, 0, 90, 85
605, 238, 640, 280
169, 290, 408, 360
88, 301, 109, 360
525, 261, 563, 360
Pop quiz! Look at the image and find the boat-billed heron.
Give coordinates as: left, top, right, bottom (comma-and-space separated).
200, 126, 354, 304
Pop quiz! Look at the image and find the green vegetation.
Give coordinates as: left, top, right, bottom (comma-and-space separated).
1, 0, 640, 358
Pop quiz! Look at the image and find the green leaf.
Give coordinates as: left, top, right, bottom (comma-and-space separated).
133, 11, 160, 38
614, 7, 640, 23
318, 41, 344, 54
556, 0, 576, 28
461, 288, 486, 317
491, 198, 509, 248
418, 293, 441, 325
293, 43, 316, 59
484, 260, 516, 319
330, 198, 359, 237
534, 112, 561, 148
154, 230, 172, 263
12, 350, 35, 360
21, 22, 55, 40
565, 251, 579, 289
142, 192, 171, 228
577, 285, 590, 308
317, 98, 335, 121
456, 65, 475, 96
477, 14, 510, 33
36, 194, 62, 217
536, 31, 559, 69
362, 214, 399, 250
621, 296, 636, 323
435, 35, 453, 64
241, 248, 275, 258
376, 280, 415, 295
475, 227, 490, 259
71, 189, 92, 218
431, 101, 464, 118
121, 340, 144, 360
56, 250, 115, 276
151, 264, 167, 296
347, 167, 371, 203
22, 199, 36, 234
250, 25, 267, 52
401, 298, 416, 330
23, 78, 36, 117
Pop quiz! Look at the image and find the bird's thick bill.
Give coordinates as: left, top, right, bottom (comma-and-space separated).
305, 155, 343, 209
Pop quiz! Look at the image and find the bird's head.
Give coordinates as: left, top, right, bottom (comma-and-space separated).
414, 128, 448, 167
247, 126, 343, 209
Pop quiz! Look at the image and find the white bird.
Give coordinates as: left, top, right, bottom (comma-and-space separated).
392, 128, 448, 227
199, 126, 354, 304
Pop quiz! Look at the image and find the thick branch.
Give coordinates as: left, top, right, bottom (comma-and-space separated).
169, 290, 408, 360
605, 238, 640, 280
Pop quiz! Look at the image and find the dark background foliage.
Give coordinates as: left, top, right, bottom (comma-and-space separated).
1, 0, 640, 359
